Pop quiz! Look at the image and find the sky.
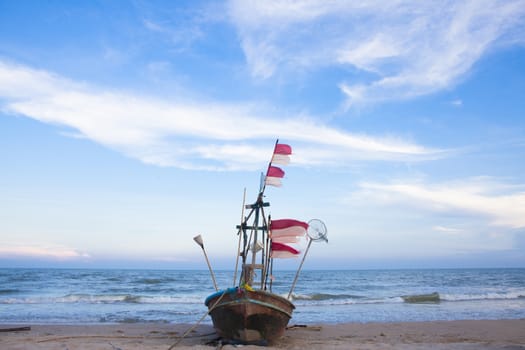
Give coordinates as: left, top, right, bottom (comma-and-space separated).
1, 0, 525, 270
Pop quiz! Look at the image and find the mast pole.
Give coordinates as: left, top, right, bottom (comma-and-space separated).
259, 208, 269, 289
260, 139, 279, 196
249, 194, 261, 284
287, 238, 313, 299
261, 214, 272, 290
241, 139, 279, 288
257, 139, 278, 288
233, 188, 247, 286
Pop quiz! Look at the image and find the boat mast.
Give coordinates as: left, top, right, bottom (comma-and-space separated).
238, 190, 269, 288
238, 140, 279, 289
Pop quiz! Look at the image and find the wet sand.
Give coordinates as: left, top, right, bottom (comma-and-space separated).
1, 319, 524, 349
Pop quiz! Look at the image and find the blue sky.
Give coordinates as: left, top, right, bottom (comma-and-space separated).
1, 0, 524, 269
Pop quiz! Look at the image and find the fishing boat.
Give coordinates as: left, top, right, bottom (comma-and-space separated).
196, 140, 327, 345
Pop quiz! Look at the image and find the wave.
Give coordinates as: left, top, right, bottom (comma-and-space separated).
440, 290, 525, 302
402, 292, 440, 303
3, 289, 524, 306
0, 293, 201, 305
134, 278, 164, 285
289, 289, 525, 306
0, 289, 20, 295
292, 293, 363, 301
58, 293, 195, 304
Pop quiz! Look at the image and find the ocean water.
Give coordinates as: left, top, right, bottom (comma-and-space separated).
1, 268, 524, 325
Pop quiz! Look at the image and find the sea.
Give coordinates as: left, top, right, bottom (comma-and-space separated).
1, 268, 524, 325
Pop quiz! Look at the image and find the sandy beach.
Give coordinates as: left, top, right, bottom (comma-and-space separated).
1, 319, 524, 349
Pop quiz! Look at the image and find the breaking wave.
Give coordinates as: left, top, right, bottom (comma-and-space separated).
0, 293, 200, 305
292, 293, 363, 301
290, 289, 525, 306
402, 292, 440, 303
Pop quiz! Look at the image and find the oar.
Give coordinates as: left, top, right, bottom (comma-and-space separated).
193, 234, 219, 291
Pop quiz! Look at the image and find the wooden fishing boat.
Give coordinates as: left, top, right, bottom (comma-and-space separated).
205, 287, 294, 344
198, 140, 327, 345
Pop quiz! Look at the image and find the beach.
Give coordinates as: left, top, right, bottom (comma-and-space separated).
1, 319, 524, 349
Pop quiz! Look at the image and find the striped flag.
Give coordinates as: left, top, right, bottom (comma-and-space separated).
270, 219, 308, 238
271, 143, 292, 165
270, 219, 308, 252
265, 165, 285, 187
270, 242, 300, 259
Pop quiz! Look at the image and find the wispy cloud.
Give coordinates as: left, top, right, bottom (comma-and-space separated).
0, 243, 90, 260
432, 225, 463, 234
141, 1, 227, 53
358, 177, 525, 229
228, 0, 525, 106
0, 60, 444, 170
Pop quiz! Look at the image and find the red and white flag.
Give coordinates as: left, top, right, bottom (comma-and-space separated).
271, 235, 301, 244
271, 143, 292, 165
270, 219, 308, 238
265, 165, 285, 187
270, 242, 300, 259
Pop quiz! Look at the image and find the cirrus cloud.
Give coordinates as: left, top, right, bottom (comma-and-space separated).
228, 0, 525, 106
0, 60, 445, 170
358, 177, 525, 229
0, 243, 90, 260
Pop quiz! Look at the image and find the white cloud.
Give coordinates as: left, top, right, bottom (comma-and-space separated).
432, 225, 463, 234
0, 60, 444, 170
0, 243, 90, 260
228, 0, 525, 106
359, 177, 525, 229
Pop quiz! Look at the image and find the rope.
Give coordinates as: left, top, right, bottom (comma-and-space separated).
167, 289, 228, 349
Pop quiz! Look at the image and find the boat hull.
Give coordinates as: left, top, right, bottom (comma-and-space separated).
205, 287, 295, 344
